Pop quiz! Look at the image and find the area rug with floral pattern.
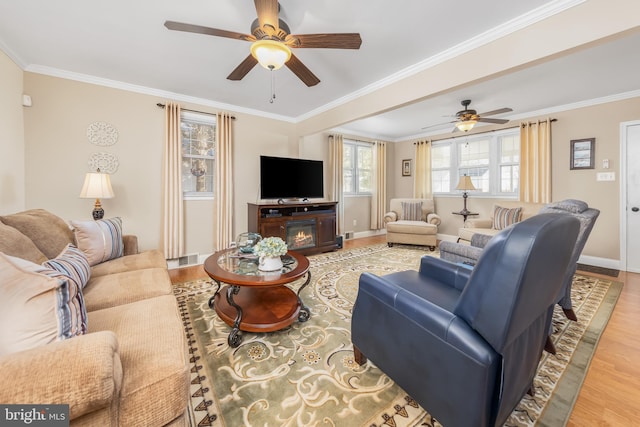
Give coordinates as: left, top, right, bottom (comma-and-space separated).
173, 244, 622, 427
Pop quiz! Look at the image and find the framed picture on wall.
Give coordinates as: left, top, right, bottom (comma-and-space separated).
570, 138, 595, 170
402, 159, 412, 176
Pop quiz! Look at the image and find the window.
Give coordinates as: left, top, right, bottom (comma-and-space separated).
181, 112, 216, 199
459, 138, 490, 192
498, 134, 520, 193
431, 129, 519, 197
343, 140, 373, 195
431, 144, 451, 193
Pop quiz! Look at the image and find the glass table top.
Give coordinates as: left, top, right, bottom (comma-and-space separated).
216, 252, 298, 276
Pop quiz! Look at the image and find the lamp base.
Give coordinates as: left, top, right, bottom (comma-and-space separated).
92, 198, 104, 220
460, 191, 471, 215
92, 207, 105, 220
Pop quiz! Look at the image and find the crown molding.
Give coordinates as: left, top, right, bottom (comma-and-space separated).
24, 64, 296, 124
295, 0, 587, 122
0, 39, 27, 69
507, 89, 640, 121
339, 89, 640, 143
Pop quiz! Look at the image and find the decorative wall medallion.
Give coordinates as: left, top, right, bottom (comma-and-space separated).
87, 121, 118, 146
88, 152, 119, 174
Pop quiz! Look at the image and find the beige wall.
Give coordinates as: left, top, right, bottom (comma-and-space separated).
0, 50, 25, 214
21, 72, 297, 255
392, 141, 415, 199
391, 97, 640, 260
23, 73, 164, 251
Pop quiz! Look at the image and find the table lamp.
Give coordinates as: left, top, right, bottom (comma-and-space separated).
79, 169, 114, 220
455, 174, 476, 215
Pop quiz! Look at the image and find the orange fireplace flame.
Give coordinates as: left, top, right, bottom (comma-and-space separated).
292, 230, 313, 247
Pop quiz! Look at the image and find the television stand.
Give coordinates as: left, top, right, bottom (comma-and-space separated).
248, 202, 339, 256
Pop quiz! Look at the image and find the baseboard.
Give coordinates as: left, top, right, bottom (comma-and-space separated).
352, 229, 386, 239
167, 252, 213, 269
577, 255, 620, 271
437, 233, 458, 242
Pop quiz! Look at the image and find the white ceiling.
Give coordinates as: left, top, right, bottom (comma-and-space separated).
0, 0, 638, 141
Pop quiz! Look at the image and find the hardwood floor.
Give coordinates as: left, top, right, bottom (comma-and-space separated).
567, 269, 640, 426
169, 235, 640, 425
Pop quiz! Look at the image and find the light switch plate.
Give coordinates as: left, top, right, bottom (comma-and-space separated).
596, 172, 615, 181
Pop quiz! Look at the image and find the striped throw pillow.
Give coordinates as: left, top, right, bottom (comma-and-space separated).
71, 217, 124, 266
400, 201, 423, 221
0, 253, 86, 356
43, 244, 90, 335
492, 206, 522, 230
44, 244, 91, 290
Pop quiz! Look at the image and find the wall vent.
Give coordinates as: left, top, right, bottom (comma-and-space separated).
345, 231, 354, 240
178, 253, 199, 266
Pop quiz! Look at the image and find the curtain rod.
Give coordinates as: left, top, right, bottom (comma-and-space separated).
427, 118, 557, 143
156, 103, 236, 120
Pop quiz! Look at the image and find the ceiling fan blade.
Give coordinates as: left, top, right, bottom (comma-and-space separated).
254, 0, 279, 33
227, 54, 259, 81
164, 21, 254, 42
477, 117, 510, 124
285, 53, 320, 87
478, 107, 513, 116
421, 121, 455, 130
286, 33, 362, 49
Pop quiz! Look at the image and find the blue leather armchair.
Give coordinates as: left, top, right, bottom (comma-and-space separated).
351, 214, 579, 427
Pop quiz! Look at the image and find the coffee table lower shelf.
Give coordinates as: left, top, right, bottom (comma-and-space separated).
212, 285, 301, 332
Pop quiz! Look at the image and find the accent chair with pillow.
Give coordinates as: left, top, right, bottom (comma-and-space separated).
352, 214, 580, 427
0, 209, 189, 427
384, 198, 441, 250
441, 199, 600, 323
457, 200, 545, 243
539, 199, 600, 320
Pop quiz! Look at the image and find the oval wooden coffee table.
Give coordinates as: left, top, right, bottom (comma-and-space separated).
203, 248, 311, 347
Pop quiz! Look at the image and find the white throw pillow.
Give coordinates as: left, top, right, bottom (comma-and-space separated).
0, 253, 86, 356
71, 217, 124, 266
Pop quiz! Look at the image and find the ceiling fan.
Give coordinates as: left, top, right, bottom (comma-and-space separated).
164, 0, 362, 87
422, 99, 513, 133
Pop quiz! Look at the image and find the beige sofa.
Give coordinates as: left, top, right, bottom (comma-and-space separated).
384, 198, 441, 250
0, 209, 189, 426
457, 201, 546, 243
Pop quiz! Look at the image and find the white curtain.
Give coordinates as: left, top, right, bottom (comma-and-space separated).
414, 140, 432, 198
370, 141, 387, 229
520, 119, 552, 203
161, 102, 184, 259
328, 134, 344, 235
214, 112, 234, 251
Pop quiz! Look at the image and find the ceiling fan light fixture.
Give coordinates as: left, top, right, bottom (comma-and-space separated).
456, 119, 477, 132
250, 39, 291, 70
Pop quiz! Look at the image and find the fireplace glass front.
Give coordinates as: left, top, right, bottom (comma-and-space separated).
286, 219, 317, 251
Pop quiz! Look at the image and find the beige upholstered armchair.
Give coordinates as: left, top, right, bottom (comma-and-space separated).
384, 198, 441, 250
457, 201, 545, 243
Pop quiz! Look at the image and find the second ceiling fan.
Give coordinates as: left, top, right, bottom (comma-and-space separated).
423, 99, 513, 133
164, 0, 362, 87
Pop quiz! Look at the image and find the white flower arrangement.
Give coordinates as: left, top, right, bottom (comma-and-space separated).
253, 236, 287, 258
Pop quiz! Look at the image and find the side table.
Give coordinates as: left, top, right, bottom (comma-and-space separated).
452, 211, 479, 222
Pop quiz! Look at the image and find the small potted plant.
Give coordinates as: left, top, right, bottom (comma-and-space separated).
253, 236, 288, 271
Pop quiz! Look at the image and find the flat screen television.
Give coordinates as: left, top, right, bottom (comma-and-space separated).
260, 155, 324, 200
